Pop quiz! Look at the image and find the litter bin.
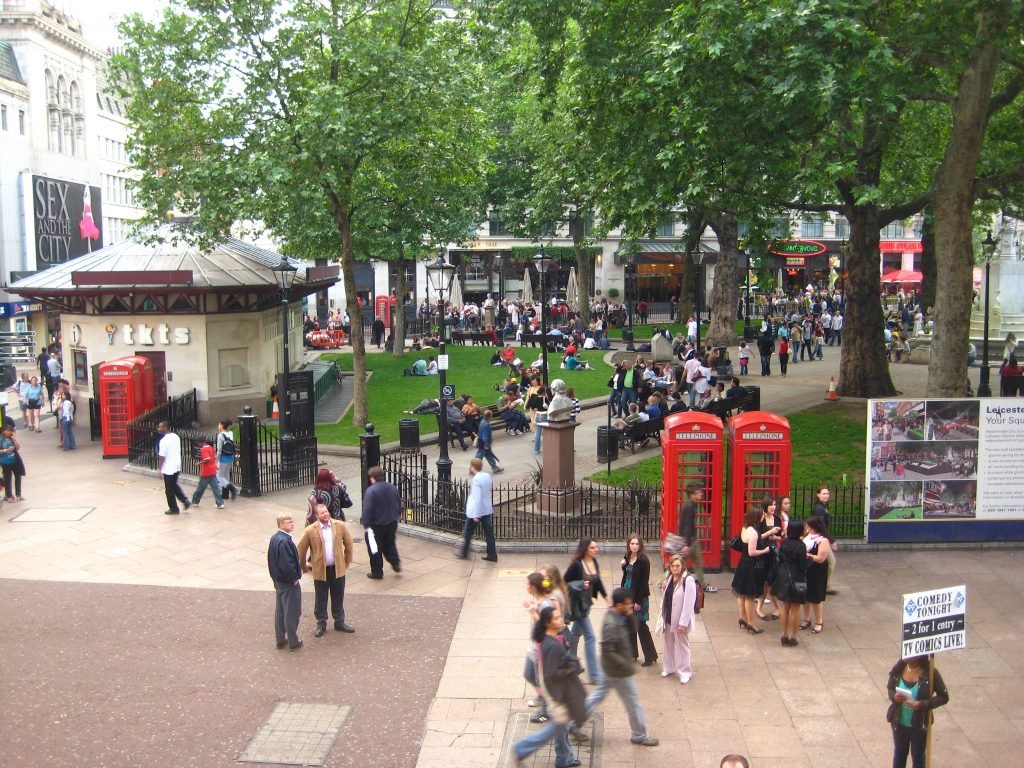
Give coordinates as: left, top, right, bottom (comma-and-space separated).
744, 385, 761, 411
743, 326, 758, 341
399, 418, 420, 450
597, 425, 619, 462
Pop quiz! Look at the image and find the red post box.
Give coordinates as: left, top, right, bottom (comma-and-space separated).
728, 411, 791, 568
98, 356, 156, 458
660, 412, 726, 570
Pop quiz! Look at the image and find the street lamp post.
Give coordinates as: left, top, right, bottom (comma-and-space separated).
425, 251, 457, 482
624, 260, 635, 352
691, 247, 705, 349
533, 247, 550, 390
272, 256, 299, 481
744, 247, 752, 334
977, 230, 997, 398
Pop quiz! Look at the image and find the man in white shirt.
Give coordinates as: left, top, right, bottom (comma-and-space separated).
297, 504, 355, 637
831, 311, 844, 345
157, 421, 190, 514
456, 458, 497, 561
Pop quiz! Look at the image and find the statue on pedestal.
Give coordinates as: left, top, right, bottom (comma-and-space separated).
547, 378, 574, 422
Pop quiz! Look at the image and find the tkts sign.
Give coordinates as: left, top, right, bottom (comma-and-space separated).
32, 176, 103, 268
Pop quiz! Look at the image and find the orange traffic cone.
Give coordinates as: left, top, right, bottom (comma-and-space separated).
826, 376, 839, 401
272, 395, 280, 418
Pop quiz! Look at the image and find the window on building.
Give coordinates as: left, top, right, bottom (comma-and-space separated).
881, 220, 905, 238
656, 214, 674, 238
800, 217, 823, 238
18, 110, 24, 135
770, 216, 791, 238
488, 210, 511, 237
1, 105, 7, 131
218, 348, 251, 388
73, 350, 89, 385
834, 216, 849, 239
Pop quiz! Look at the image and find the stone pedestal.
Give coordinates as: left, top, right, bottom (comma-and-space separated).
538, 419, 581, 513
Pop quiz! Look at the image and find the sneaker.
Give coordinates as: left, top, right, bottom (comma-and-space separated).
704, 584, 718, 593
494, 467, 504, 473
216, 504, 225, 510
191, 502, 200, 508
631, 736, 659, 746
529, 714, 549, 724
680, 674, 691, 684
526, 698, 542, 708
183, 501, 192, 510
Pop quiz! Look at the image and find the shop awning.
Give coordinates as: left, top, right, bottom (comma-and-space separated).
880, 269, 923, 283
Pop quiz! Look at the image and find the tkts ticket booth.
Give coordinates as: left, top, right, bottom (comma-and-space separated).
98, 356, 155, 458
660, 412, 726, 569
728, 412, 791, 567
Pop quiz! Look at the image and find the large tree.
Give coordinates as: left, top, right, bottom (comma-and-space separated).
111, 0, 490, 425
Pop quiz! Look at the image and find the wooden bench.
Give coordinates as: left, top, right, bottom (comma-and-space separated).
619, 416, 663, 454
701, 388, 760, 422
451, 331, 500, 346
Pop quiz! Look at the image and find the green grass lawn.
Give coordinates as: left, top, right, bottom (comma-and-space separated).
586, 399, 868, 489
318, 345, 615, 444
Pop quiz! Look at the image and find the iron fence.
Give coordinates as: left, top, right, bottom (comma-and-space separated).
251, 422, 318, 494
126, 389, 199, 469
380, 450, 867, 544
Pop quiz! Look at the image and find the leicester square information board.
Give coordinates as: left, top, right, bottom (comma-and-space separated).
865, 398, 1024, 543
901, 585, 966, 659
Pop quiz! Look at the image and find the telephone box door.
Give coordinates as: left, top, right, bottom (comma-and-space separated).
98, 357, 144, 458
728, 411, 792, 567
661, 412, 725, 570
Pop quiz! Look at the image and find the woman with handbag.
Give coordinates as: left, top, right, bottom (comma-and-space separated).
774, 521, 808, 646
564, 537, 607, 685
306, 468, 353, 524
800, 515, 832, 634
512, 603, 583, 768
754, 498, 783, 621
886, 655, 949, 768
621, 534, 657, 667
731, 507, 777, 634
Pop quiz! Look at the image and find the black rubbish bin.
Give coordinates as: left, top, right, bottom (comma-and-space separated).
744, 385, 761, 411
597, 426, 619, 462
743, 326, 758, 341
399, 418, 420, 450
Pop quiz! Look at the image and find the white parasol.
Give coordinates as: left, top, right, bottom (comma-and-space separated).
522, 268, 534, 304
448, 274, 464, 311
566, 266, 579, 312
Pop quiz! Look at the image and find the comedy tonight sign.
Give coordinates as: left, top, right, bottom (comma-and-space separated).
901, 585, 966, 659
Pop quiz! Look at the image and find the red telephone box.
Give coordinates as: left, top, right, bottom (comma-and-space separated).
375, 295, 390, 327
98, 356, 156, 458
728, 412, 791, 567
660, 412, 726, 570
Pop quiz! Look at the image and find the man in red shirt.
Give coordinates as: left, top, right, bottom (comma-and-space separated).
192, 436, 225, 509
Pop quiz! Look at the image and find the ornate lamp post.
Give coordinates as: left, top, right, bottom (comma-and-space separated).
623, 258, 635, 352
691, 247, 705, 348
744, 246, 752, 335
425, 251, 457, 482
533, 247, 550, 389
977, 230, 997, 398
272, 256, 299, 481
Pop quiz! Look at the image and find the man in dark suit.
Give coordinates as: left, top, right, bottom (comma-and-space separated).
267, 512, 303, 650
360, 466, 402, 579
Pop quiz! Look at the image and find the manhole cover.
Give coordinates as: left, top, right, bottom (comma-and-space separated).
9, 507, 94, 523
238, 701, 351, 766
500, 711, 600, 767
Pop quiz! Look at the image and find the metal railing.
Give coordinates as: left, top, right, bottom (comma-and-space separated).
251, 422, 318, 494
126, 389, 198, 468
307, 359, 341, 405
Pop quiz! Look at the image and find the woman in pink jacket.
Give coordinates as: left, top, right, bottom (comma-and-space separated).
660, 554, 697, 684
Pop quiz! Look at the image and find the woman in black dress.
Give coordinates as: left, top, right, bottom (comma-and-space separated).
800, 515, 832, 634
621, 534, 657, 667
754, 498, 783, 621
731, 507, 777, 634
773, 520, 807, 646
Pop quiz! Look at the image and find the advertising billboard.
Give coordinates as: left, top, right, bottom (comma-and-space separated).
866, 398, 1024, 542
32, 175, 103, 268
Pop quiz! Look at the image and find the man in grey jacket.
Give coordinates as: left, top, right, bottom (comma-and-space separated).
455, 458, 497, 561
584, 588, 659, 747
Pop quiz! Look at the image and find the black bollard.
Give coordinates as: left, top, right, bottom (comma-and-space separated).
238, 405, 260, 497
359, 422, 380, 498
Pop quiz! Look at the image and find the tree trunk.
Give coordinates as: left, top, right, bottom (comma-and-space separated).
919, 208, 936, 311
928, 4, 1004, 396
837, 208, 897, 397
706, 212, 741, 347
571, 215, 593, 326
393, 245, 407, 358
336, 209, 369, 427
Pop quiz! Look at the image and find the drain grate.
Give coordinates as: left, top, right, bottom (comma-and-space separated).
500, 711, 601, 767
238, 701, 351, 766
9, 507, 94, 523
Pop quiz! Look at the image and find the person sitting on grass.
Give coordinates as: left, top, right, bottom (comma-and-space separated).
426, 355, 439, 375
563, 353, 591, 370
403, 357, 428, 376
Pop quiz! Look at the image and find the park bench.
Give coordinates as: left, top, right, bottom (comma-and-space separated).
702, 388, 760, 422
451, 330, 500, 346
619, 416, 663, 454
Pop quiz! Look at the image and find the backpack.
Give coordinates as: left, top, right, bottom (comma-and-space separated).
220, 435, 236, 457
687, 574, 705, 615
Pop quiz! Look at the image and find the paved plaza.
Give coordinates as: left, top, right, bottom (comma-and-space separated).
1, 354, 1019, 768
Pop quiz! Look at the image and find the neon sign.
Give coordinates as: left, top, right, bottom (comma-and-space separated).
769, 240, 827, 257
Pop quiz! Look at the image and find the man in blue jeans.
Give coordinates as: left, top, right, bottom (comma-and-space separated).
455, 459, 497, 561
473, 410, 503, 473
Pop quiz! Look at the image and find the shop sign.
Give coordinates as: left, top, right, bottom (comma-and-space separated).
105, 323, 191, 345
784, 257, 806, 266
769, 240, 827, 257
880, 240, 923, 253
32, 175, 103, 268
0, 302, 44, 317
